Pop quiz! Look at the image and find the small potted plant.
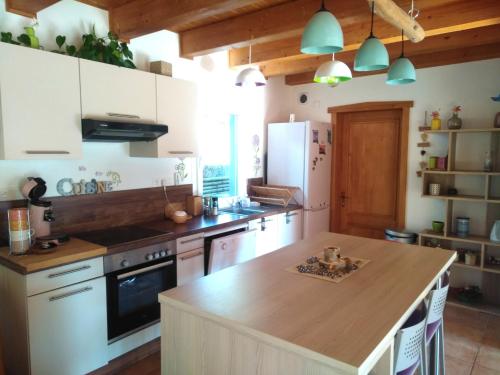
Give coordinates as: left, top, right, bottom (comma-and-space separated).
447, 105, 463, 129
431, 110, 441, 130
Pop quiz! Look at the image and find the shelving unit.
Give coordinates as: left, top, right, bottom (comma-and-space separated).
419, 127, 500, 316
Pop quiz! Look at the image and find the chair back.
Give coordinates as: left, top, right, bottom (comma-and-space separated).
426, 284, 449, 326
394, 304, 426, 374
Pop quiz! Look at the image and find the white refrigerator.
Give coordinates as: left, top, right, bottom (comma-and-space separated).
267, 121, 332, 239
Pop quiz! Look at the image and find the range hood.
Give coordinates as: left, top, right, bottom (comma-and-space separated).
82, 119, 168, 142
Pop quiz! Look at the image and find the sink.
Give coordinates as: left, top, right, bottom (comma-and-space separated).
220, 207, 267, 215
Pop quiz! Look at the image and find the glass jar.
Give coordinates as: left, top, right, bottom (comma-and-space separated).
447, 112, 463, 129
431, 116, 441, 130
456, 217, 470, 238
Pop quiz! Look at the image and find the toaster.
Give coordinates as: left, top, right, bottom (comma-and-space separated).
491, 220, 500, 242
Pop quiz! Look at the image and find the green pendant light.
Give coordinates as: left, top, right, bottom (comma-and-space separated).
354, 1, 389, 71
313, 54, 352, 84
301, 0, 344, 54
386, 31, 416, 85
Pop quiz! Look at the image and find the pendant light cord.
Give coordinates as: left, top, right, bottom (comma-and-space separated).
319, 0, 326, 11
400, 30, 405, 57
369, 1, 375, 37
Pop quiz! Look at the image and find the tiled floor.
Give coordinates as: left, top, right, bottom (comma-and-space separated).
100, 305, 500, 375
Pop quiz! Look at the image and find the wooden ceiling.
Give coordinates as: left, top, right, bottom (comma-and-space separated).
7, 0, 500, 85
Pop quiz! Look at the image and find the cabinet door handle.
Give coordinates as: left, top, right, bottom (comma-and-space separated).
48, 265, 91, 278
49, 286, 93, 302
180, 236, 204, 244
106, 112, 140, 119
286, 213, 298, 218
26, 150, 70, 155
180, 251, 203, 261
169, 151, 194, 155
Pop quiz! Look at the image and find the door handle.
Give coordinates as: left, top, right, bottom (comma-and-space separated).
340, 192, 348, 208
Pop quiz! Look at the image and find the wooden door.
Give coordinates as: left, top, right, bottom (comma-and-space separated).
329, 102, 411, 239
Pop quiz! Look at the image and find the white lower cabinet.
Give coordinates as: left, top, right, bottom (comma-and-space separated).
177, 247, 205, 286
250, 210, 304, 257
250, 214, 280, 257
278, 209, 303, 248
28, 276, 108, 375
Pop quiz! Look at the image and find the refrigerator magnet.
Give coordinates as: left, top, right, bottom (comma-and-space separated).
319, 144, 326, 155
312, 130, 319, 143
327, 129, 332, 144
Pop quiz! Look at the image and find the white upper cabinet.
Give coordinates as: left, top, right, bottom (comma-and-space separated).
79, 59, 156, 122
0, 43, 82, 159
130, 75, 199, 158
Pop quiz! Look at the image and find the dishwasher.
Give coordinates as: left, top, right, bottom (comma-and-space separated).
204, 224, 257, 274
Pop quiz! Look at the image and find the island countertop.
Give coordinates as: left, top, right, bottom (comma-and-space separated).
159, 232, 456, 374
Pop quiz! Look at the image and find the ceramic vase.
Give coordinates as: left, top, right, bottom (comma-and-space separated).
431, 117, 441, 130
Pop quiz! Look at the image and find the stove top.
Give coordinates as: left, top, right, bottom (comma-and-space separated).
74, 225, 170, 247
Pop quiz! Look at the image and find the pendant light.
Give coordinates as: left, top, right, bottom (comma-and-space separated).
386, 30, 416, 85
354, 1, 389, 71
301, 0, 343, 54
313, 54, 352, 84
235, 43, 266, 87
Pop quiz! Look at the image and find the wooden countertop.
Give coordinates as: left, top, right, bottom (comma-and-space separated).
0, 238, 106, 274
159, 232, 456, 371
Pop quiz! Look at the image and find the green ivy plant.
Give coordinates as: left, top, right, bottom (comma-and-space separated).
54, 26, 135, 68
1, 23, 135, 69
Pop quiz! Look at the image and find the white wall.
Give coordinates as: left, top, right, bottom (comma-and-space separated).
265, 58, 500, 233
0, 0, 265, 201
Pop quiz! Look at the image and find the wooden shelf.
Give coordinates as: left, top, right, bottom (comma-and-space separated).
423, 170, 500, 176
447, 295, 500, 317
424, 128, 500, 134
452, 261, 482, 271
420, 230, 500, 247
422, 194, 486, 202
483, 264, 500, 274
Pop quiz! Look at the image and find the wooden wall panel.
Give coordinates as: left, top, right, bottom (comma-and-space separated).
0, 185, 192, 239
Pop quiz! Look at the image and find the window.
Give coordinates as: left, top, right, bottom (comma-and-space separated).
202, 114, 238, 197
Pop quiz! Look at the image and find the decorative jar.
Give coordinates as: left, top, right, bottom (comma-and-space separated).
447, 112, 462, 129
431, 111, 441, 130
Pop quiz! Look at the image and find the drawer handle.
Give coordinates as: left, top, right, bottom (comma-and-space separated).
180, 251, 203, 261
286, 213, 298, 217
106, 112, 140, 119
49, 286, 93, 302
48, 265, 91, 278
26, 150, 70, 155
180, 236, 204, 245
169, 151, 194, 155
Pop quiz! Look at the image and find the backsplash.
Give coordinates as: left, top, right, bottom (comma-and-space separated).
0, 143, 196, 200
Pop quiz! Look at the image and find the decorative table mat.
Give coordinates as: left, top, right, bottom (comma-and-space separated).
286, 252, 370, 283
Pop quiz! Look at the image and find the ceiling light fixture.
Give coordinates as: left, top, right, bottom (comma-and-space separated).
313, 54, 352, 85
386, 30, 416, 85
301, 0, 344, 54
354, 1, 389, 71
235, 43, 266, 87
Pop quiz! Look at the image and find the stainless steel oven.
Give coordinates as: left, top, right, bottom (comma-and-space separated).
104, 241, 177, 342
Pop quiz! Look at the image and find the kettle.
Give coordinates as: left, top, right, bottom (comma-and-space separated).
491, 221, 500, 242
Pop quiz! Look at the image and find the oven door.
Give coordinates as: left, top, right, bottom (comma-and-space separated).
106, 255, 177, 341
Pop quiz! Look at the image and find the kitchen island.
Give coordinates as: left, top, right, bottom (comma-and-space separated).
159, 232, 456, 375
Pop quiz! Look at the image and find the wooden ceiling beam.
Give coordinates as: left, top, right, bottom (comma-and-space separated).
108, 0, 285, 41
284, 41, 500, 86
229, 0, 500, 67
261, 24, 500, 77
5, 0, 59, 18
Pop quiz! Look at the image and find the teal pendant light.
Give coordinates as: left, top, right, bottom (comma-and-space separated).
313, 54, 352, 84
386, 31, 416, 85
354, 1, 389, 71
301, 0, 344, 54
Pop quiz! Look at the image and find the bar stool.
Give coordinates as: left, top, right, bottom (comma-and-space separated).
393, 303, 427, 375
421, 273, 450, 375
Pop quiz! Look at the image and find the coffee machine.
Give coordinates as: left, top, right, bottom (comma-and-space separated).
21, 177, 55, 238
